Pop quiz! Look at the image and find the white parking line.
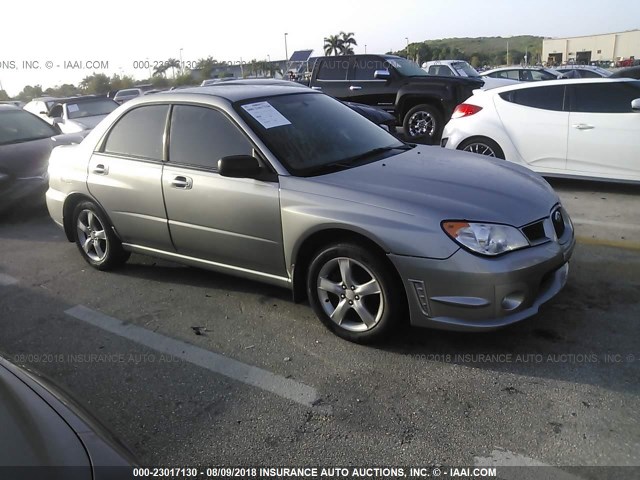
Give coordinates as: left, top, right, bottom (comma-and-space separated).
65, 305, 321, 409
0, 273, 18, 286
572, 218, 640, 232
474, 449, 585, 480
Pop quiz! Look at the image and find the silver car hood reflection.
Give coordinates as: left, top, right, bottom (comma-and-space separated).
285, 146, 559, 226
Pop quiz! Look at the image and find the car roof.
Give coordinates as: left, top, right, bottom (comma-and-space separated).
51, 95, 111, 104
155, 84, 318, 103
0, 104, 20, 111
478, 77, 638, 95
28, 96, 58, 102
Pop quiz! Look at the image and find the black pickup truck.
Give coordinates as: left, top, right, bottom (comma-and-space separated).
306, 54, 483, 143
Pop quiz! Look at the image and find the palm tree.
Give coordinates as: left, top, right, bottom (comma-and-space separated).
324, 35, 342, 56
339, 31, 357, 55
165, 58, 181, 79
153, 63, 168, 77
196, 56, 218, 81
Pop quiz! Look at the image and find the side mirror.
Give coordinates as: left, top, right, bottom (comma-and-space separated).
374, 69, 391, 80
218, 155, 262, 178
632, 98, 640, 112
39, 111, 47, 115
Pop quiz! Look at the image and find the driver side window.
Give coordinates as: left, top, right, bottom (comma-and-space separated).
168, 105, 253, 170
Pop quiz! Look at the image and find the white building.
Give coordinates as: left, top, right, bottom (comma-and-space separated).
542, 29, 640, 65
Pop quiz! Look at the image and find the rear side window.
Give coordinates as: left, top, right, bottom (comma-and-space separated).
316, 59, 349, 80
169, 105, 252, 169
500, 85, 565, 111
570, 82, 640, 113
493, 70, 519, 80
103, 105, 169, 160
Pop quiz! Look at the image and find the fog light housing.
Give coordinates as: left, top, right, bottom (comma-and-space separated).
501, 292, 525, 311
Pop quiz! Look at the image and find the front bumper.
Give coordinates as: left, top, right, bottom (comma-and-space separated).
390, 233, 575, 331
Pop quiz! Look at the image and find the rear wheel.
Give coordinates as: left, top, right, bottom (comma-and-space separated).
458, 137, 505, 159
403, 104, 443, 144
72, 201, 130, 271
307, 243, 404, 343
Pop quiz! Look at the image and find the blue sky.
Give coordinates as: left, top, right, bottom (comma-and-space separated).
1, 0, 638, 95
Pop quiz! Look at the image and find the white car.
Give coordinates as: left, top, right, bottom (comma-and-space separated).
441, 78, 640, 183
23, 97, 59, 122
46, 97, 119, 133
481, 66, 562, 82
423, 60, 518, 89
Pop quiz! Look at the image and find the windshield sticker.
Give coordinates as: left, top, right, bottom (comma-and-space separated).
241, 102, 291, 129
67, 104, 80, 113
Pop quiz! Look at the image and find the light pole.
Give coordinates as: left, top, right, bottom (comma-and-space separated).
179, 48, 184, 75
284, 33, 289, 73
405, 37, 409, 48
365, 44, 367, 54
506, 40, 510, 65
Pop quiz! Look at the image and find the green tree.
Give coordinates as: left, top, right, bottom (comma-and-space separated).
0, 90, 10, 101
17, 85, 44, 102
324, 35, 342, 56
195, 56, 218, 81
173, 73, 194, 86
165, 58, 181, 79
79, 74, 110, 94
153, 63, 168, 77
109, 74, 135, 91
339, 31, 357, 55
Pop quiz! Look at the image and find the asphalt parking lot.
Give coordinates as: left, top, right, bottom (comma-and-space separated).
0, 179, 638, 477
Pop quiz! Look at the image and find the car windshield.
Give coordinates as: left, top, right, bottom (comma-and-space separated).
0, 109, 57, 145
452, 61, 481, 77
235, 93, 408, 176
66, 99, 118, 119
386, 57, 428, 77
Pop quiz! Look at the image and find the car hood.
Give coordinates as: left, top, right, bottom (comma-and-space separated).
0, 134, 84, 177
284, 146, 559, 227
0, 361, 91, 471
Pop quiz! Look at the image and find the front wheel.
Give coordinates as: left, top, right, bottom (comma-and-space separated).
403, 104, 443, 144
306, 243, 404, 343
458, 137, 505, 159
72, 200, 130, 271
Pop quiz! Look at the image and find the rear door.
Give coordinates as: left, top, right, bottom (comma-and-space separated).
162, 104, 286, 276
88, 104, 173, 250
566, 81, 640, 179
311, 57, 352, 99
494, 84, 569, 172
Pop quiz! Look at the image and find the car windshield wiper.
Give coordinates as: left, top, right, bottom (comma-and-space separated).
331, 144, 413, 168
300, 144, 413, 177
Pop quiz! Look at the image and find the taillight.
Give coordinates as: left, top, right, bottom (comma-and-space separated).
451, 103, 482, 119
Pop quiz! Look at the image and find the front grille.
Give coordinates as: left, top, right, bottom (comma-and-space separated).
522, 220, 547, 244
552, 208, 565, 238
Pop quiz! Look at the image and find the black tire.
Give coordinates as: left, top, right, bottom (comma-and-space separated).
72, 200, 130, 271
402, 104, 443, 144
306, 242, 404, 344
458, 137, 505, 159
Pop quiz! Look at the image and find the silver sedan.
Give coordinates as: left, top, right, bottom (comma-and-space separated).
46, 86, 574, 343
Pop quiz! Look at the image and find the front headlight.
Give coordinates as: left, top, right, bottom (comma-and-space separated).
442, 221, 529, 256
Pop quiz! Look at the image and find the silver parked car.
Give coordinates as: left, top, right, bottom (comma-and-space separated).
46, 86, 575, 343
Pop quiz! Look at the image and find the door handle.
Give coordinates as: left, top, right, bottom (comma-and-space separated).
92, 164, 109, 175
170, 176, 193, 189
572, 123, 594, 130
349, 85, 362, 91
311, 86, 322, 91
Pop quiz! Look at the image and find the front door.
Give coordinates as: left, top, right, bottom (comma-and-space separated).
162, 104, 286, 277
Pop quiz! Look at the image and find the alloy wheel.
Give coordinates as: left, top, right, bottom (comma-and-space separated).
316, 257, 384, 332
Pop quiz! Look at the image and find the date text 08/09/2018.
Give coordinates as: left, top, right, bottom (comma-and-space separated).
132, 466, 498, 478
